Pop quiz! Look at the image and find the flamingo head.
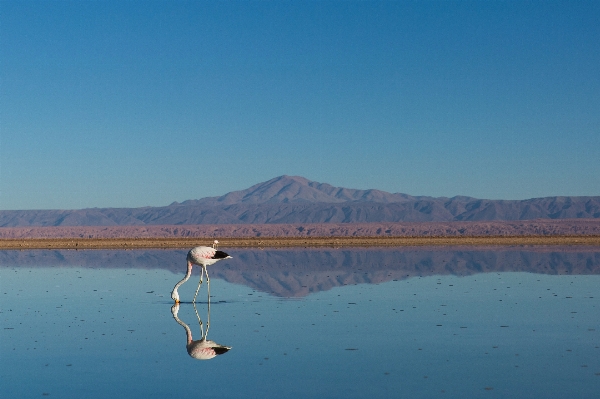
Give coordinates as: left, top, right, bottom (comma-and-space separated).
171, 288, 180, 303
171, 303, 180, 318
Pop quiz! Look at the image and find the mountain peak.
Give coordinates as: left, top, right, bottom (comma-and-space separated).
181, 175, 416, 206
214, 175, 346, 205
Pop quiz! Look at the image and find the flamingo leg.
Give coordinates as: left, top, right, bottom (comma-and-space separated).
206, 275, 211, 337
193, 301, 205, 338
193, 268, 204, 303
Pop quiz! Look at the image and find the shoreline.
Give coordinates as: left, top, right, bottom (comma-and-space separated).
1, 235, 600, 249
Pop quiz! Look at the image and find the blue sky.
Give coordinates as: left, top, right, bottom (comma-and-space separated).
1, 1, 599, 210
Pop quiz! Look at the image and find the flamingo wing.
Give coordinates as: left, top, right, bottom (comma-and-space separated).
188, 246, 217, 261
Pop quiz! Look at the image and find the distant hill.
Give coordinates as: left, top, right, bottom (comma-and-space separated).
1, 175, 599, 227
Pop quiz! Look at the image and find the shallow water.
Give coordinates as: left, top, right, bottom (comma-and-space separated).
1, 247, 599, 398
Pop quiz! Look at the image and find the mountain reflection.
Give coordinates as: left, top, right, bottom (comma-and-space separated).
170, 280, 231, 360
2, 247, 599, 297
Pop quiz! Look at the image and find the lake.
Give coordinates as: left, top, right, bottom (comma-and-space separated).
1, 247, 599, 398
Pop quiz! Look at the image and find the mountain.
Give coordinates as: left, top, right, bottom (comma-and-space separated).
175, 175, 424, 206
0, 175, 599, 227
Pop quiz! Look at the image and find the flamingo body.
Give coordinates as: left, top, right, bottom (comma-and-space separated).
187, 339, 232, 360
187, 246, 231, 267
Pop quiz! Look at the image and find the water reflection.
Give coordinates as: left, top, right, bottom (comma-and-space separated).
1, 248, 599, 399
1, 246, 599, 297
170, 284, 231, 360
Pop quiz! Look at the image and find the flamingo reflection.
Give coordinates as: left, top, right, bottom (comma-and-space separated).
170, 279, 231, 360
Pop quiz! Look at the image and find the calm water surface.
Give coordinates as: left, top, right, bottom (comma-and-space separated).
1, 247, 599, 398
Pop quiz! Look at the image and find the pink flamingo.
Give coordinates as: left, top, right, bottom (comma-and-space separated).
171, 241, 232, 303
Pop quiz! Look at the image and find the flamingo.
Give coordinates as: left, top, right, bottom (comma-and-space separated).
171, 243, 232, 303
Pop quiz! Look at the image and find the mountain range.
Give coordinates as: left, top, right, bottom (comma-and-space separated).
1, 175, 599, 227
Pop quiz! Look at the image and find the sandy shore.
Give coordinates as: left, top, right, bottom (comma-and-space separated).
1, 235, 600, 249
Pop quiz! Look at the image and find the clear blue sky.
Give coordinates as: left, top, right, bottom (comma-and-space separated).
1, 1, 599, 210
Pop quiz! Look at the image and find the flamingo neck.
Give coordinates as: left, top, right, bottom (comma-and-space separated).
171, 308, 194, 344
172, 261, 193, 301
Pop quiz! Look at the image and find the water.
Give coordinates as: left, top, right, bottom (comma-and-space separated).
1, 247, 599, 398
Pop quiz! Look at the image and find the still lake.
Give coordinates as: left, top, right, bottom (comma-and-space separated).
1, 247, 599, 398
